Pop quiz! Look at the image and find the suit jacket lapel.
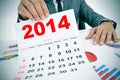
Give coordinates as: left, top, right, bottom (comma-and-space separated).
63, 0, 72, 11
45, 0, 73, 13
45, 0, 57, 14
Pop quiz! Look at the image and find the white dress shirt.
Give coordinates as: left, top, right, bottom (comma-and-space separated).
53, 0, 63, 12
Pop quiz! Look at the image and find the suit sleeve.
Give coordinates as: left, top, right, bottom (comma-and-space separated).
79, 0, 116, 29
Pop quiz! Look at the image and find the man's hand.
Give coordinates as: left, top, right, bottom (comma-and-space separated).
18, 0, 49, 20
86, 22, 118, 45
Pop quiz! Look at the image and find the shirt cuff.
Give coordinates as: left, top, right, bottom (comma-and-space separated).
17, 14, 28, 22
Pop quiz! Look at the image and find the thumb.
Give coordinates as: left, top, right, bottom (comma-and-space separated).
85, 28, 96, 39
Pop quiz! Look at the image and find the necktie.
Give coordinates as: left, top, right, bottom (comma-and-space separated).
56, 0, 62, 12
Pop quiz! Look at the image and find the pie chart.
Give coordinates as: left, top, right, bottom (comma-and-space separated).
85, 51, 97, 63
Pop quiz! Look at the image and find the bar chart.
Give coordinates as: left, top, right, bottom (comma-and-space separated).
93, 64, 120, 80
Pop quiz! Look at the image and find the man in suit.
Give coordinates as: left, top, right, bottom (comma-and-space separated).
18, 0, 118, 45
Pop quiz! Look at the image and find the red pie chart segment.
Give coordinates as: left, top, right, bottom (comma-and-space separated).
85, 51, 97, 63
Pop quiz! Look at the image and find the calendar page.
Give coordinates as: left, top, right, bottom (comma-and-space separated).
15, 9, 100, 80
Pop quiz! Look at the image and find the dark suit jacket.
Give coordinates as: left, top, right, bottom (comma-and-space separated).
45, 0, 116, 30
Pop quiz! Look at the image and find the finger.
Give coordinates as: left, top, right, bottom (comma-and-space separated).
30, 0, 45, 20
106, 32, 112, 44
40, 0, 49, 17
85, 28, 96, 39
100, 30, 107, 45
22, 0, 40, 20
38, 7, 46, 20
112, 31, 118, 42
18, 4, 34, 20
93, 29, 102, 45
